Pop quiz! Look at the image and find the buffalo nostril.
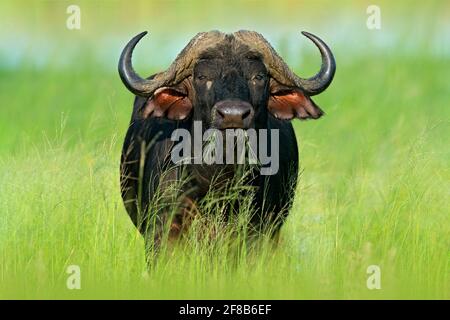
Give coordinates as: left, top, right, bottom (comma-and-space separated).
217, 109, 226, 118
241, 109, 251, 120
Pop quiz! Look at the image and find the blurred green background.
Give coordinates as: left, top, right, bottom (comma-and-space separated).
0, 0, 448, 299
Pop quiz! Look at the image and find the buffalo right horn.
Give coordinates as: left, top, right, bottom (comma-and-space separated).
118, 31, 226, 97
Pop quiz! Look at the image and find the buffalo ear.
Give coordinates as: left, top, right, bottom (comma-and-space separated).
268, 84, 324, 120
142, 87, 193, 120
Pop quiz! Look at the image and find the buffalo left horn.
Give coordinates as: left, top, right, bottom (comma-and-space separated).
234, 30, 336, 96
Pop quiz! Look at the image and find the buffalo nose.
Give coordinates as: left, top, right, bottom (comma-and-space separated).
213, 100, 254, 129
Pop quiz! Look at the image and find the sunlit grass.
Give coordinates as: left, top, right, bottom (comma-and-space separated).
0, 0, 449, 299
0, 50, 448, 299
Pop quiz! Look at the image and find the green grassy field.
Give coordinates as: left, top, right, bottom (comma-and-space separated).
0, 0, 449, 299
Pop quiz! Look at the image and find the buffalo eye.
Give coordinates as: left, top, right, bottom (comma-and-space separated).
252, 74, 266, 82
196, 75, 207, 81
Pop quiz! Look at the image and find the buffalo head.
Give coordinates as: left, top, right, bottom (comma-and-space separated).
118, 30, 335, 130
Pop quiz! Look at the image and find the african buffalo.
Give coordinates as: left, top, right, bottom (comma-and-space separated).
118, 30, 335, 258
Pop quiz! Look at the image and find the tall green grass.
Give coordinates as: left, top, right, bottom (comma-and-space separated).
0, 51, 448, 299
0, 0, 449, 299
